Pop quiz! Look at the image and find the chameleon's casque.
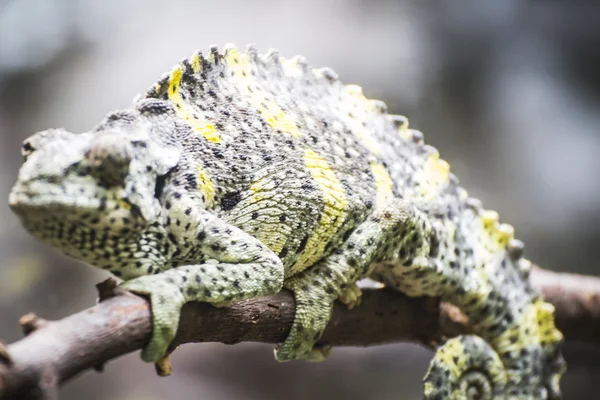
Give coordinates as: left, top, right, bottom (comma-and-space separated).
9, 44, 565, 399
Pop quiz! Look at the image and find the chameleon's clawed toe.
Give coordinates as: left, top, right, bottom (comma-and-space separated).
339, 283, 362, 310
154, 356, 173, 377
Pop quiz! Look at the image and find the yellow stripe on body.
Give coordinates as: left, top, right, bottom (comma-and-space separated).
291, 149, 349, 273
370, 162, 393, 208
197, 165, 216, 208
224, 48, 301, 137
247, 177, 289, 255
168, 66, 220, 143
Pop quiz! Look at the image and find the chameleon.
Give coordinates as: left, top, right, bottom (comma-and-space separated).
8, 44, 565, 399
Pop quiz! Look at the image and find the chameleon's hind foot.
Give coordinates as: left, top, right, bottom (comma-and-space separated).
274, 261, 342, 362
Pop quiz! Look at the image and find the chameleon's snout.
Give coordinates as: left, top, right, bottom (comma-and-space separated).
8, 178, 72, 216
9, 134, 88, 214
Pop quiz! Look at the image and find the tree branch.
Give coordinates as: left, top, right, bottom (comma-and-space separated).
1, 267, 600, 399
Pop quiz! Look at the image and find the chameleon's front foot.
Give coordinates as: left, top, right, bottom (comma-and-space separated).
119, 276, 185, 365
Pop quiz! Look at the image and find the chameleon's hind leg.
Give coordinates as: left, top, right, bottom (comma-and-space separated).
375, 256, 514, 398
366, 209, 523, 398
275, 198, 435, 362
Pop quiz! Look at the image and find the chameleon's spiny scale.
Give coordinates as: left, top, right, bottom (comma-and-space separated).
9, 44, 564, 399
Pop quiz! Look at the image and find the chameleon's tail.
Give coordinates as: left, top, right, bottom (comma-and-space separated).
423, 332, 566, 400
423, 335, 506, 400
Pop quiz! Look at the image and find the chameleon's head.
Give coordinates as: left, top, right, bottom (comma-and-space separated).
9, 110, 180, 254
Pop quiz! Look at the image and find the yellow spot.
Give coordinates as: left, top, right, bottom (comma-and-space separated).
480, 210, 515, 249
118, 200, 131, 210
168, 66, 220, 143
535, 300, 564, 344
492, 298, 563, 388
431, 338, 466, 378
197, 165, 215, 208
342, 85, 380, 154
292, 149, 348, 273
497, 223, 515, 246
482, 210, 499, 226
249, 178, 264, 201
191, 53, 202, 73
419, 152, 450, 199
224, 48, 300, 137
494, 298, 563, 354
370, 162, 393, 208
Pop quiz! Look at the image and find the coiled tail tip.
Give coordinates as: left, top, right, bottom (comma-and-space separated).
424, 335, 506, 400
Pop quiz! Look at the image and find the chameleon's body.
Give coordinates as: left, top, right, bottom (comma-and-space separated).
9, 45, 564, 399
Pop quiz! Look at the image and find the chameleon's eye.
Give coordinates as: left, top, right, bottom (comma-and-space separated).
87, 137, 132, 187
21, 140, 36, 161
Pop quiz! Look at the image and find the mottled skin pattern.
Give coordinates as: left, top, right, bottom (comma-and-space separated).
9, 45, 565, 399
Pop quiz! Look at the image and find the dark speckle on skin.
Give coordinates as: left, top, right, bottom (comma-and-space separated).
220, 191, 242, 211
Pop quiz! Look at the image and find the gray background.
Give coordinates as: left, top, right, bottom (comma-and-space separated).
1, 1, 599, 399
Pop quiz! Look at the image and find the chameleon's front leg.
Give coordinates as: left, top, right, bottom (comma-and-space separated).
120, 208, 284, 366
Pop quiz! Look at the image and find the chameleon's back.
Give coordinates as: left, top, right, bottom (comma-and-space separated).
143, 45, 456, 272
142, 45, 406, 273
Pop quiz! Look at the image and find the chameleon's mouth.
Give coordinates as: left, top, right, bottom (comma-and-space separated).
8, 182, 104, 218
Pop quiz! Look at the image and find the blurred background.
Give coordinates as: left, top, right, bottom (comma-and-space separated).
1, 0, 600, 398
